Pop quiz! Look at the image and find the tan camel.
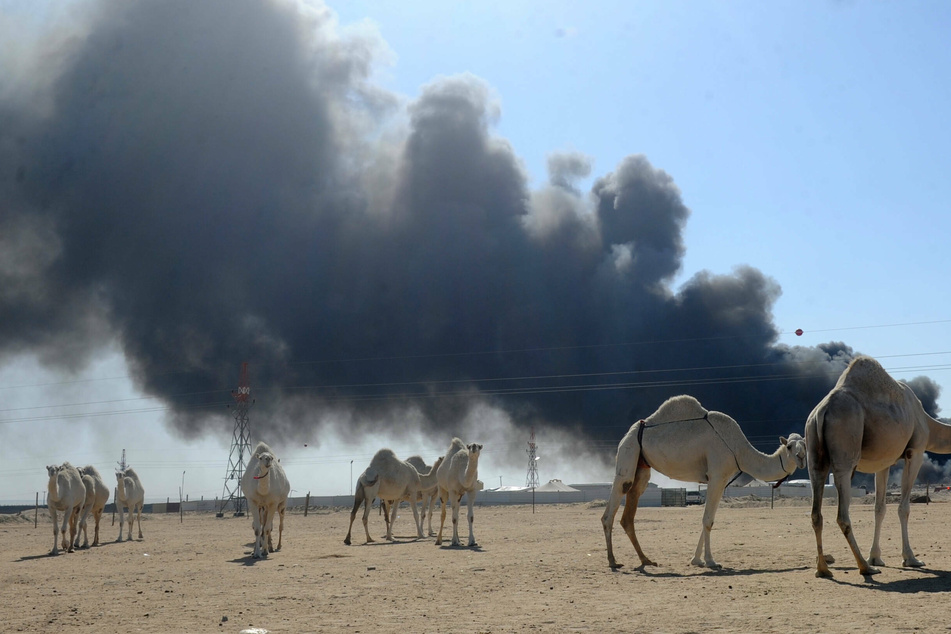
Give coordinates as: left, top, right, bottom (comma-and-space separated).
382, 455, 445, 537
241, 442, 291, 558
74, 466, 110, 548
601, 395, 806, 569
435, 438, 483, 547
115, 467, 145, 541
46, 463, 85, 555
344, 449, 424, 545
806, 355, 951, 577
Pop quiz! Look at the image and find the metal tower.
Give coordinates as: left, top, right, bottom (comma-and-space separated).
117, 449, 127, 472
217, 362, 253, 517
526, 426, 539, 488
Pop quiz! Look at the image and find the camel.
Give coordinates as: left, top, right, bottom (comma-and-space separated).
805, 355, 951, 577
435, 438, 483, 547
240, 442, 291, 558
344, 449, 424, 545
115, 467, 145, 541
601, 395, 807, 569
382, 455, 445, 537
74, 466, 110, 548
46, 462, 86, 555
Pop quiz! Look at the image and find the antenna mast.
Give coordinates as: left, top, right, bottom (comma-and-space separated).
217, 362, 252, 517
525, 426, 539, 488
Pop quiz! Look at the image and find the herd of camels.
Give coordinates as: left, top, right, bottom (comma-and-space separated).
44, 355, 951, 578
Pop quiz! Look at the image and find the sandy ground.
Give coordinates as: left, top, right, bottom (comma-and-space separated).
3, 496, 951, 633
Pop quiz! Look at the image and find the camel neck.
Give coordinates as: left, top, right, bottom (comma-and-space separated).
926, 416, 951, 453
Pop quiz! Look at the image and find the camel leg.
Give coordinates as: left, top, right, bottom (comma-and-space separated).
450, 494, 463, 546
50, 507, 60, 555
692, 479, 724, 569
135, 503, 143, 539
275, 504, 285, 551
809, 462, 835, 577
251, 505, 264, 558
435, 488, 449, 546
264, 506, 276, 554
618, 465, 656, 567
92, 509, 102, 547
382, 499, 394, 541
344, 485, 365, 545
426, 494, 437, 537
897, 451, 925, 567
465, 489, 477, 547
362, 498, 374, 544
600, 477, 627, 569
65, 506, 78, 553
76, 504, 91, 549
117, 503, 125, 542
868, 469, 889, 566
832, 466, 879, 576
411, 494, 423, 539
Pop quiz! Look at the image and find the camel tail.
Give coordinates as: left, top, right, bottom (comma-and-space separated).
350, 481, 369, 515
614, 422, 644, 493
808, 400, 830, 465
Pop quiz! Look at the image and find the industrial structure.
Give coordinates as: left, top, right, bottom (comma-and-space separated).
217, 362, 252, 517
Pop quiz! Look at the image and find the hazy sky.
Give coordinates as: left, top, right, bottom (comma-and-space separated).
1, 0, 949, 503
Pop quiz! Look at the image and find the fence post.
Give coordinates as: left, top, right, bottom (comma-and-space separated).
304, 492, 310, 517
34, 492, 38, 528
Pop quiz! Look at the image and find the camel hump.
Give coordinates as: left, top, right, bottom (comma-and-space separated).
252, 441, 274, 456
78, 465, 101, 479
837, 356, 905, 402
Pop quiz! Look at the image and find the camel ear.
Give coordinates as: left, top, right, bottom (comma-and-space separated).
780, 436, 788, 446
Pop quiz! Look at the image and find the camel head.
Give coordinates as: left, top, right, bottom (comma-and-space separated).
780, 433, 807, 471
467, 443, 483, 457
47, 465, 57, 478
254, 452, 274, 479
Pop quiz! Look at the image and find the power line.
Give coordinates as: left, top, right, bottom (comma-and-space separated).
2, 318, 948, 392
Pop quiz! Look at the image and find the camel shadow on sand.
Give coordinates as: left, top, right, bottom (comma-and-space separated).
820, 566, 951, 593
17, 540, 126, 562
610, 564, 811, 578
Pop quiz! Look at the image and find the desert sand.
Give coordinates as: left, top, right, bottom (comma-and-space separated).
2, 496, 951, 633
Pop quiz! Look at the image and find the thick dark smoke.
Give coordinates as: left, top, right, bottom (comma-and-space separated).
0, 0, 943, 475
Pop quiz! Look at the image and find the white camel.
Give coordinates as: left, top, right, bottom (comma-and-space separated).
382, 455, 445, 537
240, 442, 290, 558
601, 395, 807, 569
115, 467, 145, 541
806, 355, 951, 577
74, 465, 110, 548
345, 449, 424, 545
435, 438, 483, 547
46, 462, 85, 555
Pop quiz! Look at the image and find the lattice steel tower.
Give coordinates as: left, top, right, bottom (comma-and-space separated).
217, 362, 252, 517
525, 426, 539, 488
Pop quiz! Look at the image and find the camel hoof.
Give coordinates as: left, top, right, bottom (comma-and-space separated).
869, 556, 885, 567
860, 566, 881, 576
903, 557, 925, 568
815, 569, 833, 578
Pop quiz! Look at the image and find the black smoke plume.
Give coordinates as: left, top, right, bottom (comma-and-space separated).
0, 0, 942, 473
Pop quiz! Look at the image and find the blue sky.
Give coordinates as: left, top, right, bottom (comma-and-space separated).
1, 0, 949, 503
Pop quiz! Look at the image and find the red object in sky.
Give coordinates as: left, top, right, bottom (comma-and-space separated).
795, 328, 804, 336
